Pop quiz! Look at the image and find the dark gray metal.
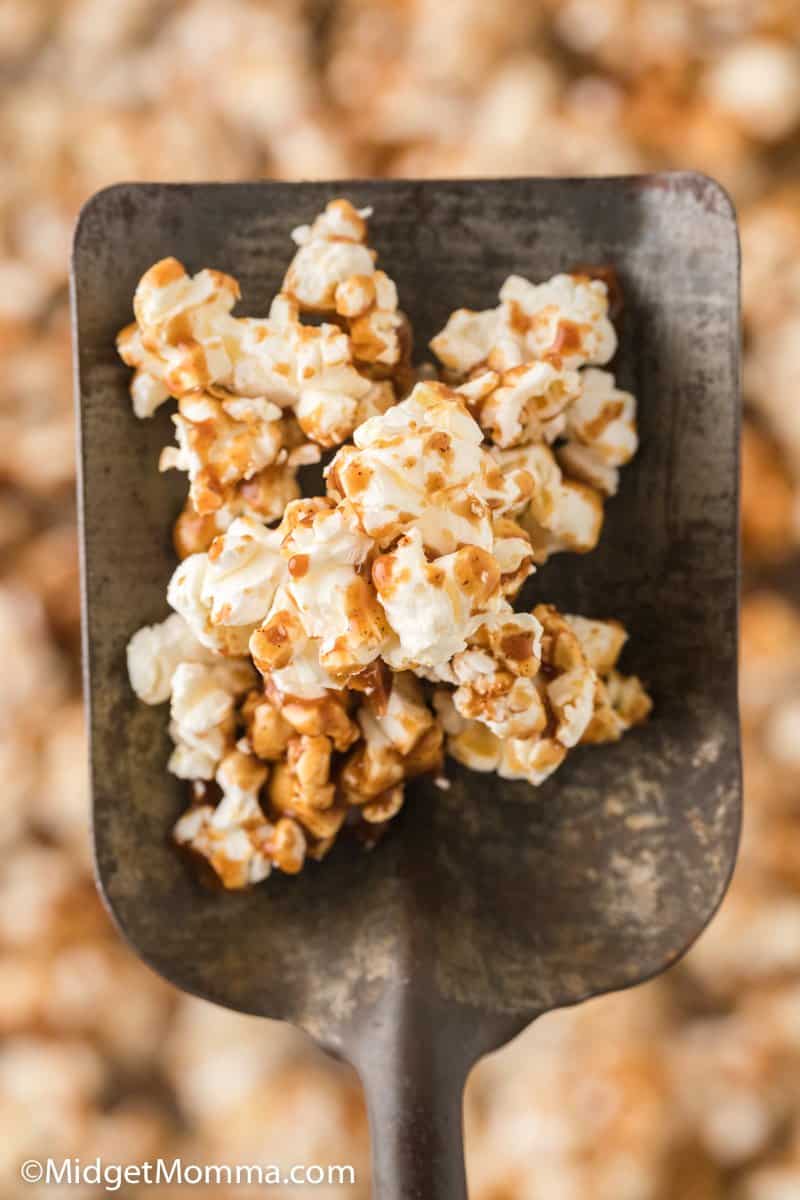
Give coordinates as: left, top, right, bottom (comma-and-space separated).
73, 174, 741, 1200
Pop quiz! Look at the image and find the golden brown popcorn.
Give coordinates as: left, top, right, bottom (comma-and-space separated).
241, 688, 293, 762
269, 749, 348, 843
340, 690, 444, 808
277, 688, 360, 753
173, 750, 273, 890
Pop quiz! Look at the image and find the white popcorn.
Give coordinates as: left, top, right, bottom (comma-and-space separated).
270, 641, 334, 700
498, 273, 617, 369
126, 613, 218, 705
326, 381, 530, 554
375, 527, 501, 674
201, 517, 285, 628
285, 199, 375, 309
116, 259, 241, 401
250, 586, 334, 700
431, 308, 501, 373
168, 660, 254, 780
448, 608, 544, 738
461, 360, 581, 448
496, 442, 604, 560
492, 517, 536, 596
167, 554, 252, 657
432, 690, 504, 773
498, 735, 567, 786
431, 271, 617, 375
556, 440, 620, 496
547, 664, 596, 747
704, 40, 800, 142
556, 368, 637, 497
132, 259, 240, 344
280, 500, 383, 674
129, 366, 170, 420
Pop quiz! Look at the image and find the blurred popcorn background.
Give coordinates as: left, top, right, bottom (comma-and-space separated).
3, 1, 800, 1196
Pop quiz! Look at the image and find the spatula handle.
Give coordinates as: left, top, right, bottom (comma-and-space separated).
359, 1046, 468, 1198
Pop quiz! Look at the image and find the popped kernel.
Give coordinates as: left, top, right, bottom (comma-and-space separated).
173, 750, 273, 889
431, 272, 617, 374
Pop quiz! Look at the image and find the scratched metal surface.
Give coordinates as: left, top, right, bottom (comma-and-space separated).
73, 175, 741, 1068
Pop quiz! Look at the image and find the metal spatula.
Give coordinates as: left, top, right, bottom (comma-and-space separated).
73, 174, 741, 1199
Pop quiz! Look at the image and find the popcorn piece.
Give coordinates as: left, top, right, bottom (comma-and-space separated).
279, 689, 360, 753
704, 40, 800, 142
338, 271, 409, 371
369, 672, 435, 756
173, 750, 274, 888
203, 517, 285, 628
250, 589, 332, 700
168, 659, 254, 780
285, 200, 376, 310
432, 690, 504, 773
126, 613, 218, 705
431, 272, 617, 374
450, 609, 545, 739
118, 259, 240, 398
159, 391, 284, 515
534, 604, 596, 747
173, 502, 227, 561
564, 614, 628, 675
565, 612, 651, 743
167, 554, 247, 656
583, 669, 653, 744
130, 367, 170, 420
440, 604, 649, 786
499, 735, 567, 786
374, 527, 501, 674
279, 499, 387, 677
167, 516, 287, 657
269, 735, 347, 842
326, 380, 531, 553
492, 516, 535, 597
430, 308, 502, 374
241, 689, 293, 761
459, 361, 581, 448
556, 368, 638, 497
497, 443, 604, 560
362, 785, 405, 824
498, 273, 618, 369
284, 200, 409, 372
340, 700, 443, 803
